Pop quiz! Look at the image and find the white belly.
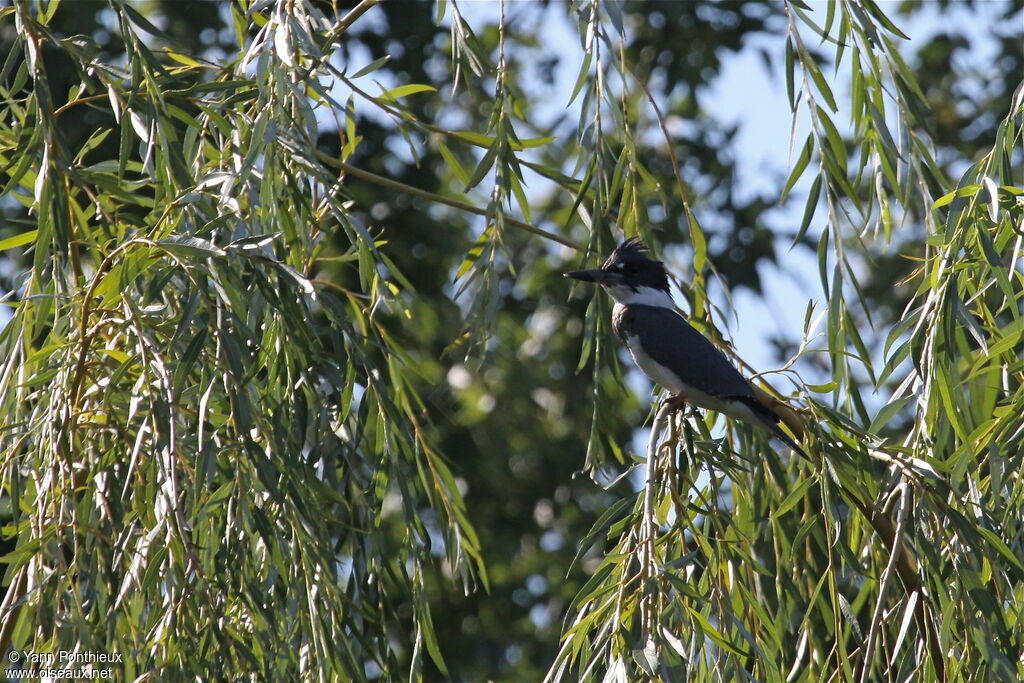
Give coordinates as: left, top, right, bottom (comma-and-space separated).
623, 333, 685, 394
621, 332, 760, 423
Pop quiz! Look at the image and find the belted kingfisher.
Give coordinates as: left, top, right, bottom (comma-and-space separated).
565, 238, 806, 459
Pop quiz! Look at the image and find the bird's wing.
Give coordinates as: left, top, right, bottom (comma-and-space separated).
620, 305, 808, 459
622, 305, 770, 413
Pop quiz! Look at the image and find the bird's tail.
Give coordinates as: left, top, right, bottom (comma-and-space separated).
767, 421, 810, 461
746, 386, 810, 461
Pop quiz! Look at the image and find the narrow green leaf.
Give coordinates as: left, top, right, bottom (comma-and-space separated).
931, 190, 956, 209
420, 601, 448, 674
464, 142, 498, 191
632, 643, 658, 677
687, 607, 745, 655
275, 262, 315, 295
935, 364, 967, 441
512, 135, 557, 150
952, 291, 988, 354
817, 106, 847, 171
862, 0, 910, 39
869, 102, 901, 161
868, 396, 914, 434
690, 213, 707, 274
157, 235, 226, 258
568, 50, 592, 105
437, 141, 470, 186
781, 134, 814, 201
982, 176, 1000, 222
795, 174, 822, 244
382, 83, 436, 99
123, 4, 171, 40
351, 55, 391, 79
785, 37, 795, 110
976, 526, 1024, 572
805, 58, 838, 112
772, 475, 815, 520
455, 226, 492, 282
453, 131, 495, 147
97, 348, 131, 364
0, 230, 37, 251
0, 538, 42, 566
823, 0, 836, 43
509, 172, 531, 223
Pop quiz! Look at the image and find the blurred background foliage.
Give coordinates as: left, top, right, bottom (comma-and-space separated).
0, 0, 1021, 680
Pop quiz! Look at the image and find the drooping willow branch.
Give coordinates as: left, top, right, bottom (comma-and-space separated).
313, 149, 582, 251
639, 401, 676, 644
332, 71, 579, 195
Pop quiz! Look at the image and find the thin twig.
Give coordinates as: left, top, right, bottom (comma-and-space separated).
123, 301, 201, 576
640, 402, 674, 648
626, 64, 694, 227
0, 566, 27, 658
859, 480, 910, 683
314, 150, 582, 251
336, 0, 383, 33
843, 481, 943, 677
334, 71, 577, 193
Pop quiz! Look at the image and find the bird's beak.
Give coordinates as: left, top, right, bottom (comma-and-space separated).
564, 268, 611, 285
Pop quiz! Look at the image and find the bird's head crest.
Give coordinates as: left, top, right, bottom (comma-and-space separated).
564, 237, 670, 296
604, 237, 657, 269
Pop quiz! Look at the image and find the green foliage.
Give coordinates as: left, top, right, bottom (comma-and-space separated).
0, 0, 1021, 681
0, 0, 480, 678
545, 1, 1024, 680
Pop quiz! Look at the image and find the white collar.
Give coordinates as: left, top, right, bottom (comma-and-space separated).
605, 284, 675, 309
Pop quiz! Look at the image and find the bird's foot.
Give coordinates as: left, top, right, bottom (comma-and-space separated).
664, 395, 688, 412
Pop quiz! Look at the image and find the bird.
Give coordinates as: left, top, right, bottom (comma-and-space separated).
565, 237, 807, 460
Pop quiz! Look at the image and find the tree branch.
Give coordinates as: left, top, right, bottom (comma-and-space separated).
336, 0, 383, 34
313, 150, 582, 251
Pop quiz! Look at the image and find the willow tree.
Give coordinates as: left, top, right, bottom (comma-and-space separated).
0, 0, 1021, 681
